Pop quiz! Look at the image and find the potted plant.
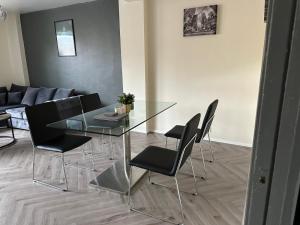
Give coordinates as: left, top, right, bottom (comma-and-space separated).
118, 93, 135, 113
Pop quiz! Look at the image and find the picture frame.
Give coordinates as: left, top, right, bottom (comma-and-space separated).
54, 19, 77, 57
184, 5, 218, 37
264, 0, 268, 22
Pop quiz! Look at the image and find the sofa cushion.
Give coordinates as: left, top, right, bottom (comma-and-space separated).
35, 87, 57, 105
53, 88, 74, 100
6, 107, 26, 120
10, 117, 29, 130
7, 92, 23, 105
0, 104, 26, 112
0, 93, 6, 106
0, 86, 7, 93
21, 87, 40, 106
10, 83, 28, 94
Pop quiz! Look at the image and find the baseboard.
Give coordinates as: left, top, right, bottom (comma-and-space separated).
209, 137, 253, 148
152, 130, 253, 148
131, 127, 148, 134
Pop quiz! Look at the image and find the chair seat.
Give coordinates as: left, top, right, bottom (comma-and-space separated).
130, 146, 177, 176
36, 134, 91, 153
165, 125, 203, 143
165, 125, 185, 139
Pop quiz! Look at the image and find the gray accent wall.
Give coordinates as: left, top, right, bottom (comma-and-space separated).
21, 0, 123, 105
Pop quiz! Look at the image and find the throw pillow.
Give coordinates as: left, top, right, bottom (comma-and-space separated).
10, 83, 28, 94
53, 88, 74, 100
0, 93, 6, 106
0, 86, 7, 93
21, 87, 40, 106
7, 92, 23, 105
35, 87, 57, 105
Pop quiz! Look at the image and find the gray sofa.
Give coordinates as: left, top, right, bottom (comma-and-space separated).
0, 83, 75, 130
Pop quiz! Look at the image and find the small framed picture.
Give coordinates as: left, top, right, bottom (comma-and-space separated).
264, 0, 268, 22
184, 5, 218, 37
54, 19, 77, 57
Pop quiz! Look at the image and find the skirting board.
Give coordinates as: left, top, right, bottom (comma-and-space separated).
150, 130, 253, 148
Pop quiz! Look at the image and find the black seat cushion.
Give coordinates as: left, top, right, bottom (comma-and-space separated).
165, 125, 203, 143
165, 125, 185, 139
130, 146, 177, 176
0, 104, 27, 112
36, 134, 91, 153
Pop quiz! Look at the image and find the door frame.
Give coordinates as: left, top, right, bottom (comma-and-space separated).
244, 0, 300, 224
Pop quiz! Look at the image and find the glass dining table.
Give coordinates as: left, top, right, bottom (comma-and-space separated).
48, 100, 176, 194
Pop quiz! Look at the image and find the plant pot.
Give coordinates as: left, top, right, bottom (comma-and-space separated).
123, 104, 131, 113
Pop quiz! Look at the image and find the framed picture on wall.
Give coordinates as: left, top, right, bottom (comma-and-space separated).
54, 19, 77, 57
184, 5, 218, 36
264, 0, 269, 22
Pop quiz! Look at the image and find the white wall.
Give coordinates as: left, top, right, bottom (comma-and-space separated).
119, 0, 147, 100
0, 12, 29, 88
119, 0, 149, 132
120, 0, 266, 146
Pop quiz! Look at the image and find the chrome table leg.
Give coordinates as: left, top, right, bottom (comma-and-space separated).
90, 130, 146, 194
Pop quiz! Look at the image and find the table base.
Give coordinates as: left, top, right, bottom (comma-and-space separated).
89, 160, 146, 194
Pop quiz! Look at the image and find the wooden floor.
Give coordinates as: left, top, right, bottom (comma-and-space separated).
0, 129, 251, 225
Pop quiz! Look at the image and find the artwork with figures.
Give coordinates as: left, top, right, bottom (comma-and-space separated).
184, 5, 218, 36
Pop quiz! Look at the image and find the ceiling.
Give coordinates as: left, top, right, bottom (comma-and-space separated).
0, 0, 96, 13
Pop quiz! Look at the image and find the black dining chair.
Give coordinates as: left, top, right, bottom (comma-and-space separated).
55, 96, 83, 120
128, 113, 201, 225
26, 102, 92, 191
79, 93, 102, 113
165, 100, 218, 178
55, 96, 97, 171
80, 93, 115, 160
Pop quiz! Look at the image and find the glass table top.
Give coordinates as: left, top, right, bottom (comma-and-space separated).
48, 100, 176, 137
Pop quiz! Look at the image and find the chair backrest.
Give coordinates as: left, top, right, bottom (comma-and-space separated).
55, 96, 83, 120
25, 102, 64, 146
171, 113, 201, 175
80, 93, 102, 113
197, 99, 218, 142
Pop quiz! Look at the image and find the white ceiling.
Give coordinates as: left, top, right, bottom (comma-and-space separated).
0, 0, 97, 13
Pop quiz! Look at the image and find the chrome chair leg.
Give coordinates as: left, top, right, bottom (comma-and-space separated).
32, 147, 36, 180
128, 166, 132, 207
176, 139, 179, 149
67, 146, 96, 171
148, 171, 151, 183
10, 118, 15, 139
208, 132, 215, 163
189, 157, 198, 196
61, 153, 69, 191
174, 177, 185, 225
129, 172, 186, 224
165, 137, 168, 148
109, 129, 114, 160
32, 147, 68, 191
150, 181, 194, 196
200, 146, 207, 180
90, 142, 96, 171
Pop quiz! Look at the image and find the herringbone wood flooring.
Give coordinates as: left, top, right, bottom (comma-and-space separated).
0, 129, 251, 225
